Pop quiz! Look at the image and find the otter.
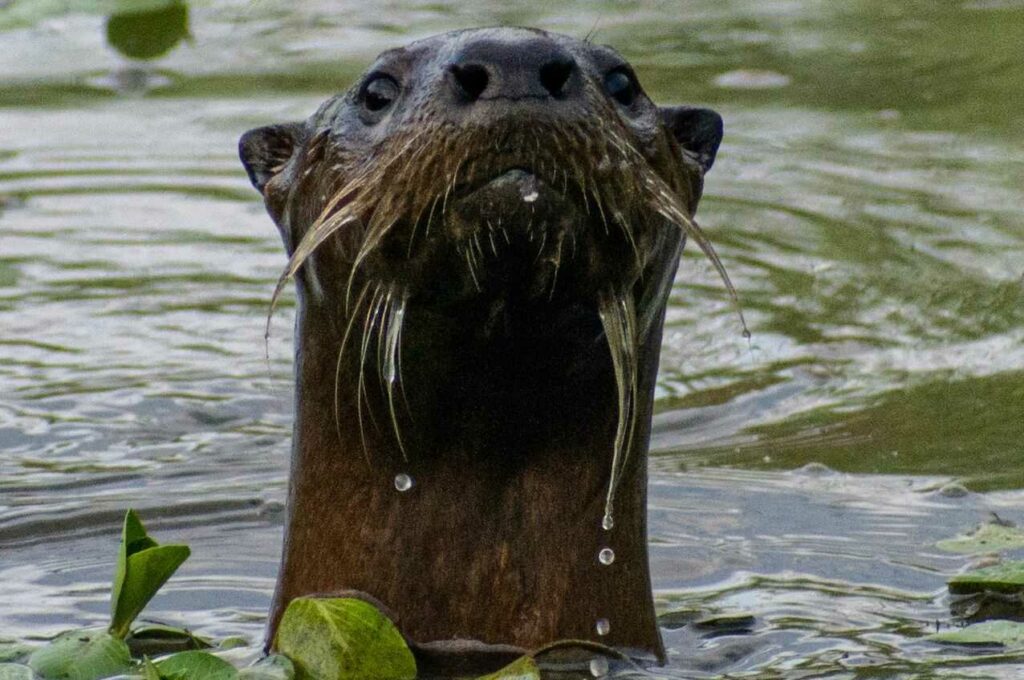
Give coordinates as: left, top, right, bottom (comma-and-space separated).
239, 27, 730, 673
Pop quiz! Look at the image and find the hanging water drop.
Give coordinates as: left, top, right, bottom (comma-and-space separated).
601, 513, 614, 531
597, 291, 638, 555
598, 547, 615, 565
588, 656, 609, 678
394, 473, 413, 492
595, 618, 610, 636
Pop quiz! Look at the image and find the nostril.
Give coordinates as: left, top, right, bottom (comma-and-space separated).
450, 63, 489, 101
539, 57, 576, 97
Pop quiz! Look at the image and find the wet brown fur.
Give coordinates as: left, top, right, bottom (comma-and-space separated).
243, 28, 739, 673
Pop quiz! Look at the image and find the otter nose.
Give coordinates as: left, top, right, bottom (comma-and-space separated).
448, 38, 579, 102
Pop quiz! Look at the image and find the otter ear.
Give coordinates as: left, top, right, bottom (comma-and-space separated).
239, 122, 305, 193
660, 106, 723, 173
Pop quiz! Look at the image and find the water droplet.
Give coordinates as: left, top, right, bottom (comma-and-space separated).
598, 547, 615, 565
595, 618, 610, 636
394, 473, 413, 492
601, 513, 614, 531
588, 656, 609, 677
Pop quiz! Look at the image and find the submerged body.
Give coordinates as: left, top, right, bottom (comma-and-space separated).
239, 27, 725, 672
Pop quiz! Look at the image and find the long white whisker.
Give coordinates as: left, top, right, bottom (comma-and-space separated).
597, 289, 638, 531
383, 287, 410, 459
357, 283, 387, 461
334, 281, 372, 450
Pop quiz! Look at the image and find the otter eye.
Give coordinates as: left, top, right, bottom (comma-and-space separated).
604, 69, 636, 107
362, 74, 399, 112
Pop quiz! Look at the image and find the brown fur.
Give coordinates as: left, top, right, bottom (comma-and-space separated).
240, 27, 734, 673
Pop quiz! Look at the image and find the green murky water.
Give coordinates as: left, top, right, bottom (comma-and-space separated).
1, 1, 1022, 677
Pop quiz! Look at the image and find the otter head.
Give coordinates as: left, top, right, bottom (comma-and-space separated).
240, 27, 724, 672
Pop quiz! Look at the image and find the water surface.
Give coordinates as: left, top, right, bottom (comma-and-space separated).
2, 1, 1023, 677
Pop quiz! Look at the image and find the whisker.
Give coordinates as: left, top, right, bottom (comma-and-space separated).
597, 289, 639, 531
548, 233, 565, 301
334, 281, 373, 452
646, 179, 750, 338
346, 217, 397, 312
424, 195, 442, 240
357, 283, 387, 460
376, 285, 394, 399
383, 287, 410, 459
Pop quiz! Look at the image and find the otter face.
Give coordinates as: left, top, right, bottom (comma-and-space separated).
239, 27, 722, 327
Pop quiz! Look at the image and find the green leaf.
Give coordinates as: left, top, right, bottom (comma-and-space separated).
217, 636, 249, 650
0, 663, 33, 680
154, 651, 239, 680
273, 597, 416, 680
238, 655, 296, 680
109, 510, 191, 639
111, 510, 157, 629
928, 620, 1024, 647
126, 624, 211, 657
27, 629, 132, 680
112, 513, 152, 620
476, 656, 541, 680
0, 642, 33, 664
937, 523, 1024, 554
106, 1, 190, 61
142, 657, 163, 680
949, 561, 1024, 595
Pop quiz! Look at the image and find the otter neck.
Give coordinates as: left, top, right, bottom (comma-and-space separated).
267, 280, 667, 665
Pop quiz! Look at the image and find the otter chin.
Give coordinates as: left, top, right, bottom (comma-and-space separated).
239, 26, 726, 674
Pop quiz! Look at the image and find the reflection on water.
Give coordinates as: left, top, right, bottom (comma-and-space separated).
1, 1, 1022, 676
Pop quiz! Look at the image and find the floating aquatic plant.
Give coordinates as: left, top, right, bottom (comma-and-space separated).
273, 597, 416, 680
949, 561, 1024, 596
0, 510, 567, 679
936, 521, 1024, 555
109, 510, 191, 640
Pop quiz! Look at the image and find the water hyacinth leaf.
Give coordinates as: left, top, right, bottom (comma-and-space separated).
238, 655, 296, 680
218, 636, 250, 650
110, 510, 191, 639
0, 642, 33, 664
106, 1, 191, 61
949, 561, 1024, 595
154, 650, 239, 680
273, 597, 416, 680
937, 523, 1024, 554
142, 657, 162, 680
0, 664, 33, 680
928, 620, 1024, 647
111, 510, 157, 631
109, 0, 181, 9
27, 629, 131, 680
475, 655, 541, 680
126, 624, 211, 657
112, 511, 156, 610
